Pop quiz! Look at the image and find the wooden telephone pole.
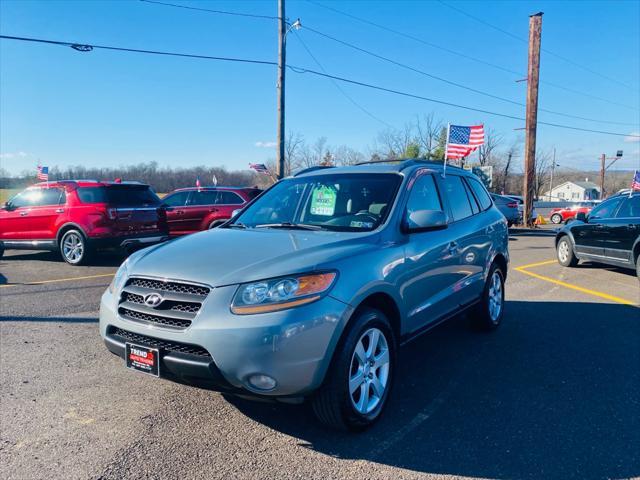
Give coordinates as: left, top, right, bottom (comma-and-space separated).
599, 153, 606, 199
523, 12, 543, 227
276, 0, 286, 180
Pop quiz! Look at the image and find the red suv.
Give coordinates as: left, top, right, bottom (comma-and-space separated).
161, 187, 261, 235
0, 181, 168, 265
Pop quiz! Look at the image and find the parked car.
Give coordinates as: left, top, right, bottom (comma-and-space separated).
100, 160, 509, 431
556, 191, 640, 278
161, 187, 262, 235
505, 195, 538, 222
549, 201, 597, 224
491, 194, 520, 227
0, 180, 168, 265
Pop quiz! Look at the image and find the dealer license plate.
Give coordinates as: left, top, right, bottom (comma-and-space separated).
125, 343, 159, 377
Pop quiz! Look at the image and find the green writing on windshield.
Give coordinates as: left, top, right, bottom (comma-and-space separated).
310, 185, 337, 216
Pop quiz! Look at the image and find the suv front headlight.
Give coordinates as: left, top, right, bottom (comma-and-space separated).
231, 272, 337, 314
108, 260, 130, 294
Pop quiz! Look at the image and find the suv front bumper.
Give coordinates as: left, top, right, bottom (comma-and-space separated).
99, 285, 352, 397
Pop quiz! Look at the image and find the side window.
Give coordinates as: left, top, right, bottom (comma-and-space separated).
589, 198, 623, 220
406, 174, 442, 213
463, 181, 479, 214
38, 188, 64, 206
163, 191, 189, 207
467, 178, 493, 210
443, 176, 474, 221
7, 190, 38, 208
188, 191, 217, 206
615, 195, 640, 219
216, 191, 244, 205
77, 187, 108, 203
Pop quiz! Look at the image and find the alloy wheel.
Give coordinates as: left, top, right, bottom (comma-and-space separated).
62, 232, 84, 263
487, 270, 503, 323
558, 240, 570, 264
349, 327, 390, 415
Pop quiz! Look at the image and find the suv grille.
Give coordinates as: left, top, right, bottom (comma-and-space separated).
118, 277, 210, 330
109, 327, 211, 357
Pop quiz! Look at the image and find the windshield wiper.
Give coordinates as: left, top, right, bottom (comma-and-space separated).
255, 222, 323, 231
227, 222, 247, 229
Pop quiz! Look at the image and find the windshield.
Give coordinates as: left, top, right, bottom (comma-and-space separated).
231, 173, 401, 232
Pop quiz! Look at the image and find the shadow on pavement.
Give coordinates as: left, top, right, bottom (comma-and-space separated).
0, 250, 125, 267
577, 261, 637, 278
228, 300, 639, 480
0, 316, 98, 323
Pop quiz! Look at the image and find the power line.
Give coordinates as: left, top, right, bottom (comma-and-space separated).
307, 0, 639, 112
303, 25, 638, 127
291, 31, 393, 128
437, 0, 639, 92
139, 0, 278, 20
138, 0, 639, 126
0, 34, 278, 66
1, 33, 638, 139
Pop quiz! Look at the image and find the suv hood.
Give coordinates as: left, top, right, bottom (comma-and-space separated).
127, 228, 379, 287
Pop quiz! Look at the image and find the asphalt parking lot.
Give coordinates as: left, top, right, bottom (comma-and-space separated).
1, 231, 639, 480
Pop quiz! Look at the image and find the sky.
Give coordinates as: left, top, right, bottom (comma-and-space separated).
1, 0, 639, 177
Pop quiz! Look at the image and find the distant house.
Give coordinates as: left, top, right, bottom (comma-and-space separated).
544, 181, 600, 201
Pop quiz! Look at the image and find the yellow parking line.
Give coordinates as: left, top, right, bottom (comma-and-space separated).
514, 260, 637, 306
0, 273, 114, 288
515, 259, 557, 270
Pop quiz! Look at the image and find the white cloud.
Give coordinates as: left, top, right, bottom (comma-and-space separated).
624, 132, 640, 143
255, 141, 277, 148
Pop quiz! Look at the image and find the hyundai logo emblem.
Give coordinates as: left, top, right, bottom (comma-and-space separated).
144, 293, 163, 308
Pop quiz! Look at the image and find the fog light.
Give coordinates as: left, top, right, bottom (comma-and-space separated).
248, 374, 277, 391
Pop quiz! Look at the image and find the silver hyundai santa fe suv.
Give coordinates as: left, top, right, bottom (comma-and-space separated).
100, 160, 509, 431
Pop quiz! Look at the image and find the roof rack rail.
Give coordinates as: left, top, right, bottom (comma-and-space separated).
293, 165, 335, 176
354, 158, 463, 172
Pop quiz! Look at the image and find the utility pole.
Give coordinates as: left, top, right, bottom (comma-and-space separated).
599, 153, 606, 199
276, 0, 286, 179
547, 147, 558, 201
523, 12, 543, 227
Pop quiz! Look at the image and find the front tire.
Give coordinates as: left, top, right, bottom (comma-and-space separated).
472, 264, 505, 331
557, 236, 578, 267
312, 308, 396, 431
550, 213, 563, 224
59, 229, 90, 265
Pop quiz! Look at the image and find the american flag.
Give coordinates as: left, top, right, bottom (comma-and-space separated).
37, 165, 49, 181
631, 170, 640, 191
249, 163, 271, 176
445, 124, 485, 160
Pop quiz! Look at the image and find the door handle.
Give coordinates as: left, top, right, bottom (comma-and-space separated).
594, 224, 605, 229
55, 208, 64, 213
19, 211, 28, 216
175, 210, 185, 215
209, 207, 218, 212
447, 242, 458, 254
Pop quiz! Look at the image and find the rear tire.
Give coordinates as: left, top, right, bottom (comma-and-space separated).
636, 254, 640, 281
0, 242, 4, 259
472, 264, 505, 331
59, 229, 91, 265
557, 236, 578, 267
550, 213, 563, 224
311, 308, 396, 431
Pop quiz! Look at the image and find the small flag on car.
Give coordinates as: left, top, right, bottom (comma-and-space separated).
196, 176, 201, 189
37, 165, 49, 181
249, 163, 271, 176
445, 124, 485, 160
631, 170, 640, 195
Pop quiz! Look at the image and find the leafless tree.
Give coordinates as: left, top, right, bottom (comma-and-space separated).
477, 129, 503, 167
415, 113, 443, 159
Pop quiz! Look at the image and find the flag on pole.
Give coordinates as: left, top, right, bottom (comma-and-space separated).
249, 163, 271, 176
445, 124, 485, 160
37, 165, 49, 181
631, 170, 640, 191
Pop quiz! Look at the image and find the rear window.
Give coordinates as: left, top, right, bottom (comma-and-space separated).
77, 186, 160, 207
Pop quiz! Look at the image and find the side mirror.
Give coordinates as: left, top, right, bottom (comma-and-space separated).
575, 211, 587, 222
403, 209, 447, 233
3, 202, 14, 211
